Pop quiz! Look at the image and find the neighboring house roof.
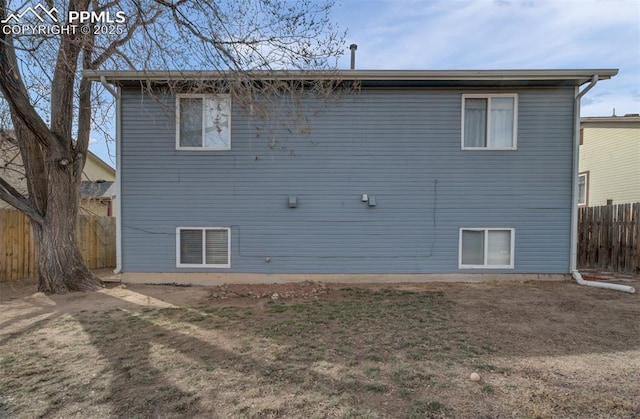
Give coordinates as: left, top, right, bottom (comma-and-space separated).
581, 115, 640, 124
80, 180, 114, 199
84, 69, 618, 88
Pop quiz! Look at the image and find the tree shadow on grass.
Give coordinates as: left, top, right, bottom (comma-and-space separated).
4, 281, 638, 418
67, 288, 387, 418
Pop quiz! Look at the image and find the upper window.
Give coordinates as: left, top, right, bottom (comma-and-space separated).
578, 172, 588, 207
176, 94, 230, 150
462, 94, 518, 150
459, 228, 514, 269
177, 227, 230, 268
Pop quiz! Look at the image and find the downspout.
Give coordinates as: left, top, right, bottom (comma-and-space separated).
570, 75, 635, 293
100, 76, 123, 274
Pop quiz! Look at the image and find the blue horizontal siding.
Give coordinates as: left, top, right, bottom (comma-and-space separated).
120, 87, 575, 274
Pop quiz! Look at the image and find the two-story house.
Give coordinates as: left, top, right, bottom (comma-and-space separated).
87, 69, 616, 284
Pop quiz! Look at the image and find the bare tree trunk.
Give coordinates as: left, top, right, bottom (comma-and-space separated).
33, 161, 104, 293
33, 221, 104, 293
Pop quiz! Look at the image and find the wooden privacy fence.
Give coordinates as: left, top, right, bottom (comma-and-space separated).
0, 208, 116, 281
578, 202, 640, 273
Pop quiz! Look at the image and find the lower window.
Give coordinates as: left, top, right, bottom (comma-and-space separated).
177, 227, 230, 268
459, 228, 514, 269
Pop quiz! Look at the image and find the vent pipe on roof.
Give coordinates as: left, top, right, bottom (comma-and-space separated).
349, 44, 358, 70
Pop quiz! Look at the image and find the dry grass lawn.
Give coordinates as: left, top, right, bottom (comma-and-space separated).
0, 275, 639, 418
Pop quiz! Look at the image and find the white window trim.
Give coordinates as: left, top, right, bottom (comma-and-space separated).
458, 228, 515, 269
461, 93, 518, 151
578, 172, 588, 207
176, 94, 231, 151
176, 227, 231, 268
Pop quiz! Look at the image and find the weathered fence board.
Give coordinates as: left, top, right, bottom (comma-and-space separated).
0, 208, 116, 281
578, 203, 640, 273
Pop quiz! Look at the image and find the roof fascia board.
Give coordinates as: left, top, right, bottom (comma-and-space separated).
581, 116, 640, 123
84, 69, 618, 85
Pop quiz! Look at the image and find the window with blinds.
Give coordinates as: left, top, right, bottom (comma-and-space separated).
459, 228, 514, 269
177, 228, 230, 267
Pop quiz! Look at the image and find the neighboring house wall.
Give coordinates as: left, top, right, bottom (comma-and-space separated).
83, 152, 116, 182
578, 117, 640, 207
80, 153, 116, 217
120, 87, 575, 274
0, 137, 27, 208
0, 137, 26, 200
0, 141, 116, 215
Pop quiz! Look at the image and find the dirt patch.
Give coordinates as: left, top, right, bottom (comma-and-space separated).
207, 281, 331, 300
1, 276, 638, 418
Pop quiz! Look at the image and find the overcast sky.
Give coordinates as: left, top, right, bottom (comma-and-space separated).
90, 0, 639, 164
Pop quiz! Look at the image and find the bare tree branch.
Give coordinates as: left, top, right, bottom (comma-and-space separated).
91, 6, 161, 69
0, 0, 345, 292
0, 175, 44, 224
0, 33, 57, 149
49, 0, 89, 142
